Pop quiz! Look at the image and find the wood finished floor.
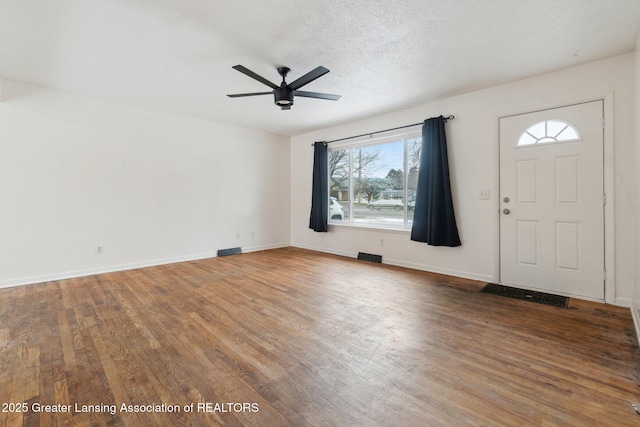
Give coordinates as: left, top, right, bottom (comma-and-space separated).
1, 247, 639, 426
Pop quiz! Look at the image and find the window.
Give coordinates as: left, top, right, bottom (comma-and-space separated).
329, 132, 421, 229
517, 120, 581, 146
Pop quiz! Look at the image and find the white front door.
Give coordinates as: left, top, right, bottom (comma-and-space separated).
499, 101, 604, 300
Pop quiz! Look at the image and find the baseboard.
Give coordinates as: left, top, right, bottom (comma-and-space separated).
0, 252, 214, 290
243, 243, 290, 253
631, 302, 640, 346
383, 257, 494, 283
614, 296, 632, 308
290, 243, 493, 283
0, 243, 290, 289
291, 243, 356, 259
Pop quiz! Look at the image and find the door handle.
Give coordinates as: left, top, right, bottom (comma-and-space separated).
503, 208, 510, 215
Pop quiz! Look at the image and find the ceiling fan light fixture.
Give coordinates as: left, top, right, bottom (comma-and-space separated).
274, 86, 294, 108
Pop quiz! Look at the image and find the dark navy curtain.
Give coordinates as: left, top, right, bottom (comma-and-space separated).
309, 141, 329, 232
410, 116, 461, 246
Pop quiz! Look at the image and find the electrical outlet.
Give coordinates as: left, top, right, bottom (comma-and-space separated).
235, 233, 241, 240
478, 190, 490, 200
380, 239, 384, 246
95, 243, 104, 254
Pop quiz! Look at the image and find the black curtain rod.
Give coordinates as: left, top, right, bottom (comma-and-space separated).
312, 115, 454, 146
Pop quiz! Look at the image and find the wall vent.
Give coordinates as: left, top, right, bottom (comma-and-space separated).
218, 247, 242, 257
357, 252, 382, 263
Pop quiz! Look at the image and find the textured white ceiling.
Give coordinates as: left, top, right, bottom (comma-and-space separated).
1, 0, 639, 136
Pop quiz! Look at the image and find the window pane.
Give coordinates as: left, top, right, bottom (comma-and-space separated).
517, 133, 537, 146
328, 131, 421, 229
547, 120, 568, 138
528, 122, 546, 139
353, 141, 405, 226
329, 149, 349, 221
557, 125, 579, 141
519, 120, 580, 146
538, 137, 556, 143
407, 137, 421, 223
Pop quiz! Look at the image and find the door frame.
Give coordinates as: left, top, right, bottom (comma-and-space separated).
496, 92, 615, 304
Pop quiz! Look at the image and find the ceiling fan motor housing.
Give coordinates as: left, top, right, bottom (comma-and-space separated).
275, 86, 294, 108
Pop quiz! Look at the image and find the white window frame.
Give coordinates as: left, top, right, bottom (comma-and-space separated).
328, 131, 422, 230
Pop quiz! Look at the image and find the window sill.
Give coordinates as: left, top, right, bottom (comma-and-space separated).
328, 221, 412, 234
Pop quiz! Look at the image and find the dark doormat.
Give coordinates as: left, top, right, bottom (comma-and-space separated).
481, 283, 569, 308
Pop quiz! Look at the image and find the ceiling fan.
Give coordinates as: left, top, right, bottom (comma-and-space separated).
227, 65, 341, 110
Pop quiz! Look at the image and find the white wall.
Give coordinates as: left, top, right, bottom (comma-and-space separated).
0, 79, 290, 287
291, 53, 636, 306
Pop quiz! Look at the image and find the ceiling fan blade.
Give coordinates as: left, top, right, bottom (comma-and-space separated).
288, 66, 330, 90
232, 65, 279, 89
294, 90, 341, 101
227, 92, 273, 98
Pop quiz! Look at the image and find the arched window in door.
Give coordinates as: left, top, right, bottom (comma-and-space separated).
517, 120, 581, 146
